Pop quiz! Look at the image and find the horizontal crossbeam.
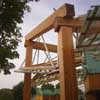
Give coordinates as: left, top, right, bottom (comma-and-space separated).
32, 41, 57, 53
25, 4, 74, 40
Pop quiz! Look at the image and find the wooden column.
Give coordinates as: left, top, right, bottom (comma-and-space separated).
58, 26, 78, 100
23, 40, 32, 100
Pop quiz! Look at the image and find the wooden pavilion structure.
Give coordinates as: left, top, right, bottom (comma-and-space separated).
19, 3, 100, 100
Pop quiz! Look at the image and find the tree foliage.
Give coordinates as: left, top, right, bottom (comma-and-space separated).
13, 82, 23, 100
0, 0, 38, 74
0, 82, 36, 100
0, 89, 14, 100
13, 82, 36, 100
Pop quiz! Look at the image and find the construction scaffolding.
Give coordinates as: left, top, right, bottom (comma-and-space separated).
16, 3, 100, 100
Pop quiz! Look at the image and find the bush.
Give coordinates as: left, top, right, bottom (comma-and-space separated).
0, 89, 14, 100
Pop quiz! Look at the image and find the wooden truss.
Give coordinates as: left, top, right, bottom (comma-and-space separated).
22, 3, 100, 100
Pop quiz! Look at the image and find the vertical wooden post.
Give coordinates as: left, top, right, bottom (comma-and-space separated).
58, 26, 78, 100
23, 40, 32, 100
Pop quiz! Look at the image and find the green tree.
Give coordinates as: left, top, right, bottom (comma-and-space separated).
13, 82, 36, 100
0, 0, 38, 74
0, 88, 14, 100
13, 82, 23, 100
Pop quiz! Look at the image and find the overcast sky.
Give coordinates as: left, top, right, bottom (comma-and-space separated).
0, 0, 100, 89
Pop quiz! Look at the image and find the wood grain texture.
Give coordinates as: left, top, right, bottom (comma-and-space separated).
25, 4, 74, 40
23, 40, 32, 100
32, 41, 57, 53
58, 26, 78, 100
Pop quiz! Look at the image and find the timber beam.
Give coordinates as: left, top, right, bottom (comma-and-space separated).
32, 41, 57, 53
25, 3, 74, 40
25, 40, 82, 54
25, 40, 57, 53
20, 56, 83, 71
54, 17, 100, 33
23, 40, 32, 100
78, 43, 100, 49
16, 56, 83, 72
54, 17, 83, 32
58, 26, 78, 100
